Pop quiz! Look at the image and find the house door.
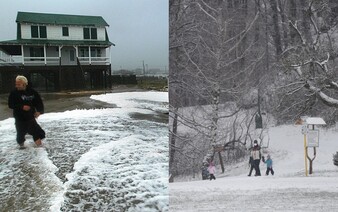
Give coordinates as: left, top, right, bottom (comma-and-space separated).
70, 50, 75, 64
61, 47, 76, 65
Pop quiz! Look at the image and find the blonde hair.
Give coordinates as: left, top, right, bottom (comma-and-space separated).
16, 75, 28, 85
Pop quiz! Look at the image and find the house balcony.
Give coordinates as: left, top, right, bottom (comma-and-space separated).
0, 55, 110, 66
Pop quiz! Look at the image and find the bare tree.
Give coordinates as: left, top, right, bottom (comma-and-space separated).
169, 0, 338, 180
169, 0, 268, 178
274, 0, 338, 124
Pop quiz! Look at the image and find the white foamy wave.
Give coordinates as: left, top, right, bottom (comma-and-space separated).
91, 91, 168, 113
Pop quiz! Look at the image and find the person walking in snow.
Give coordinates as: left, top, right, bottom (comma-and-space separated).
8, 75, 45, 148
250, 140, 261, 176
202, 162, 210, 180
248, 156, 255, 176
207, 161, 216, 180
262, 154, 274, 176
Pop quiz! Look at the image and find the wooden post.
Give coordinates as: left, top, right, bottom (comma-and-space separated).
304, 133, 308, 176
306, 124, 317, 174
44, 44, 47, 65
21, 45, 24, 65
58, 46, 62, 91
89, 46, 91, 65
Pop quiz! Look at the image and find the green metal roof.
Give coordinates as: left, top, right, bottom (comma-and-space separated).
16, 11, 109, 27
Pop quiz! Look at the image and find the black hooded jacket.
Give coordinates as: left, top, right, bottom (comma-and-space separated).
8, 87, 44, 122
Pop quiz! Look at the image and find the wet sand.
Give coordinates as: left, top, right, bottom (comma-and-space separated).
0, 85, 146, 121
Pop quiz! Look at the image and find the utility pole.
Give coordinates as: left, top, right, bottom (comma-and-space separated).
142, 60, 145, 76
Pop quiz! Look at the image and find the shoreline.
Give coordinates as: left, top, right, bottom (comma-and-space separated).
0, 86, 153, 121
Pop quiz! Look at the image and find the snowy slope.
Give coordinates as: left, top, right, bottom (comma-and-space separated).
170, 124, 338, 211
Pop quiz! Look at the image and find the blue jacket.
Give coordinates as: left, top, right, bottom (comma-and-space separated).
264, 158, 273, 168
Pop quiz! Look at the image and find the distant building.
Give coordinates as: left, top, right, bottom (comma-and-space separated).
113, 69, 134, 75
147, 68, 161, 75
0, 11, 114, 93
133, 68, 143, 75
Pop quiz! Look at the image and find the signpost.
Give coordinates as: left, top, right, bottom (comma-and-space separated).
306, 129, 319, 147
300, 117, 326, 176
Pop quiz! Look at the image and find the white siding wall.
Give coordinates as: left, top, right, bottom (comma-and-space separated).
20, 23, 106, 41
68, 26, 85, 40
21, 24, 31, 39
48, 25, 64, 40
97, 28, 106, 40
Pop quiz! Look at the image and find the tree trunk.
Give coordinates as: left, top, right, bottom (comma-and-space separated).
300, 0, 313, 44
270, 0, 283, 57
278, 0, 289, 50
211, 87, 220, 144
218, 151, 225, 173
169, 107, 178, 179
289, 0, 298, 45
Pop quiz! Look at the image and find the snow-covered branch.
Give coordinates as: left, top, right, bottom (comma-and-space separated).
195, 2, 217, 23
224, 12, 260, 55
200, 0, 218, 13
307, 81, 338, 107
313, 53, 330, 73
289, 20, 306, 45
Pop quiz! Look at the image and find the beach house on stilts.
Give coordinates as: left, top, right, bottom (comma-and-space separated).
0, 11, 114, 93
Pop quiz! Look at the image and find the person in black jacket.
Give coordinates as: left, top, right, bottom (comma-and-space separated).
8, 75, 45, 148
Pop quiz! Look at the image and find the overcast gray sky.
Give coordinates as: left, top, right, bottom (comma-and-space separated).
0, 0, 168, 71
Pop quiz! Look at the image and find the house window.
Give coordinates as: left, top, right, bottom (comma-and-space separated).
31, 26, 39, 38
83, 28, 90, 39
91, 28, 97, 39
79, 47, 89, 57
29, 47, 44, 61
40, 26, 47, 38
29, 47, 44, 57
31, 25, 47, 38
62, 27, 69, 36
90, 48, 102, 57
83, 27, 97, 40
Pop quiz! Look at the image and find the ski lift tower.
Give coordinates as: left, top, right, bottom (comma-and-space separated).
301, 117, 326, 176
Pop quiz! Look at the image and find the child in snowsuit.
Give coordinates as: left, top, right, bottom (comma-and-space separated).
202, 164, 209, 180
262, 154, 274, 175
207, 161, 216, 180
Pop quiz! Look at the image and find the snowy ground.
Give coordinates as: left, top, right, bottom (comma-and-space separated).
0, 91, 169, 211
170, 124, 338, 211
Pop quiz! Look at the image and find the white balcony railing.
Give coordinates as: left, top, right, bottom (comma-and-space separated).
78, 57, 110, 65
0, 55, 22, 64
0, 56, 110, 66
24, 57, 60, 66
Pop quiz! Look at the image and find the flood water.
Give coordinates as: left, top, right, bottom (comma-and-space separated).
0, 90, 169, 211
